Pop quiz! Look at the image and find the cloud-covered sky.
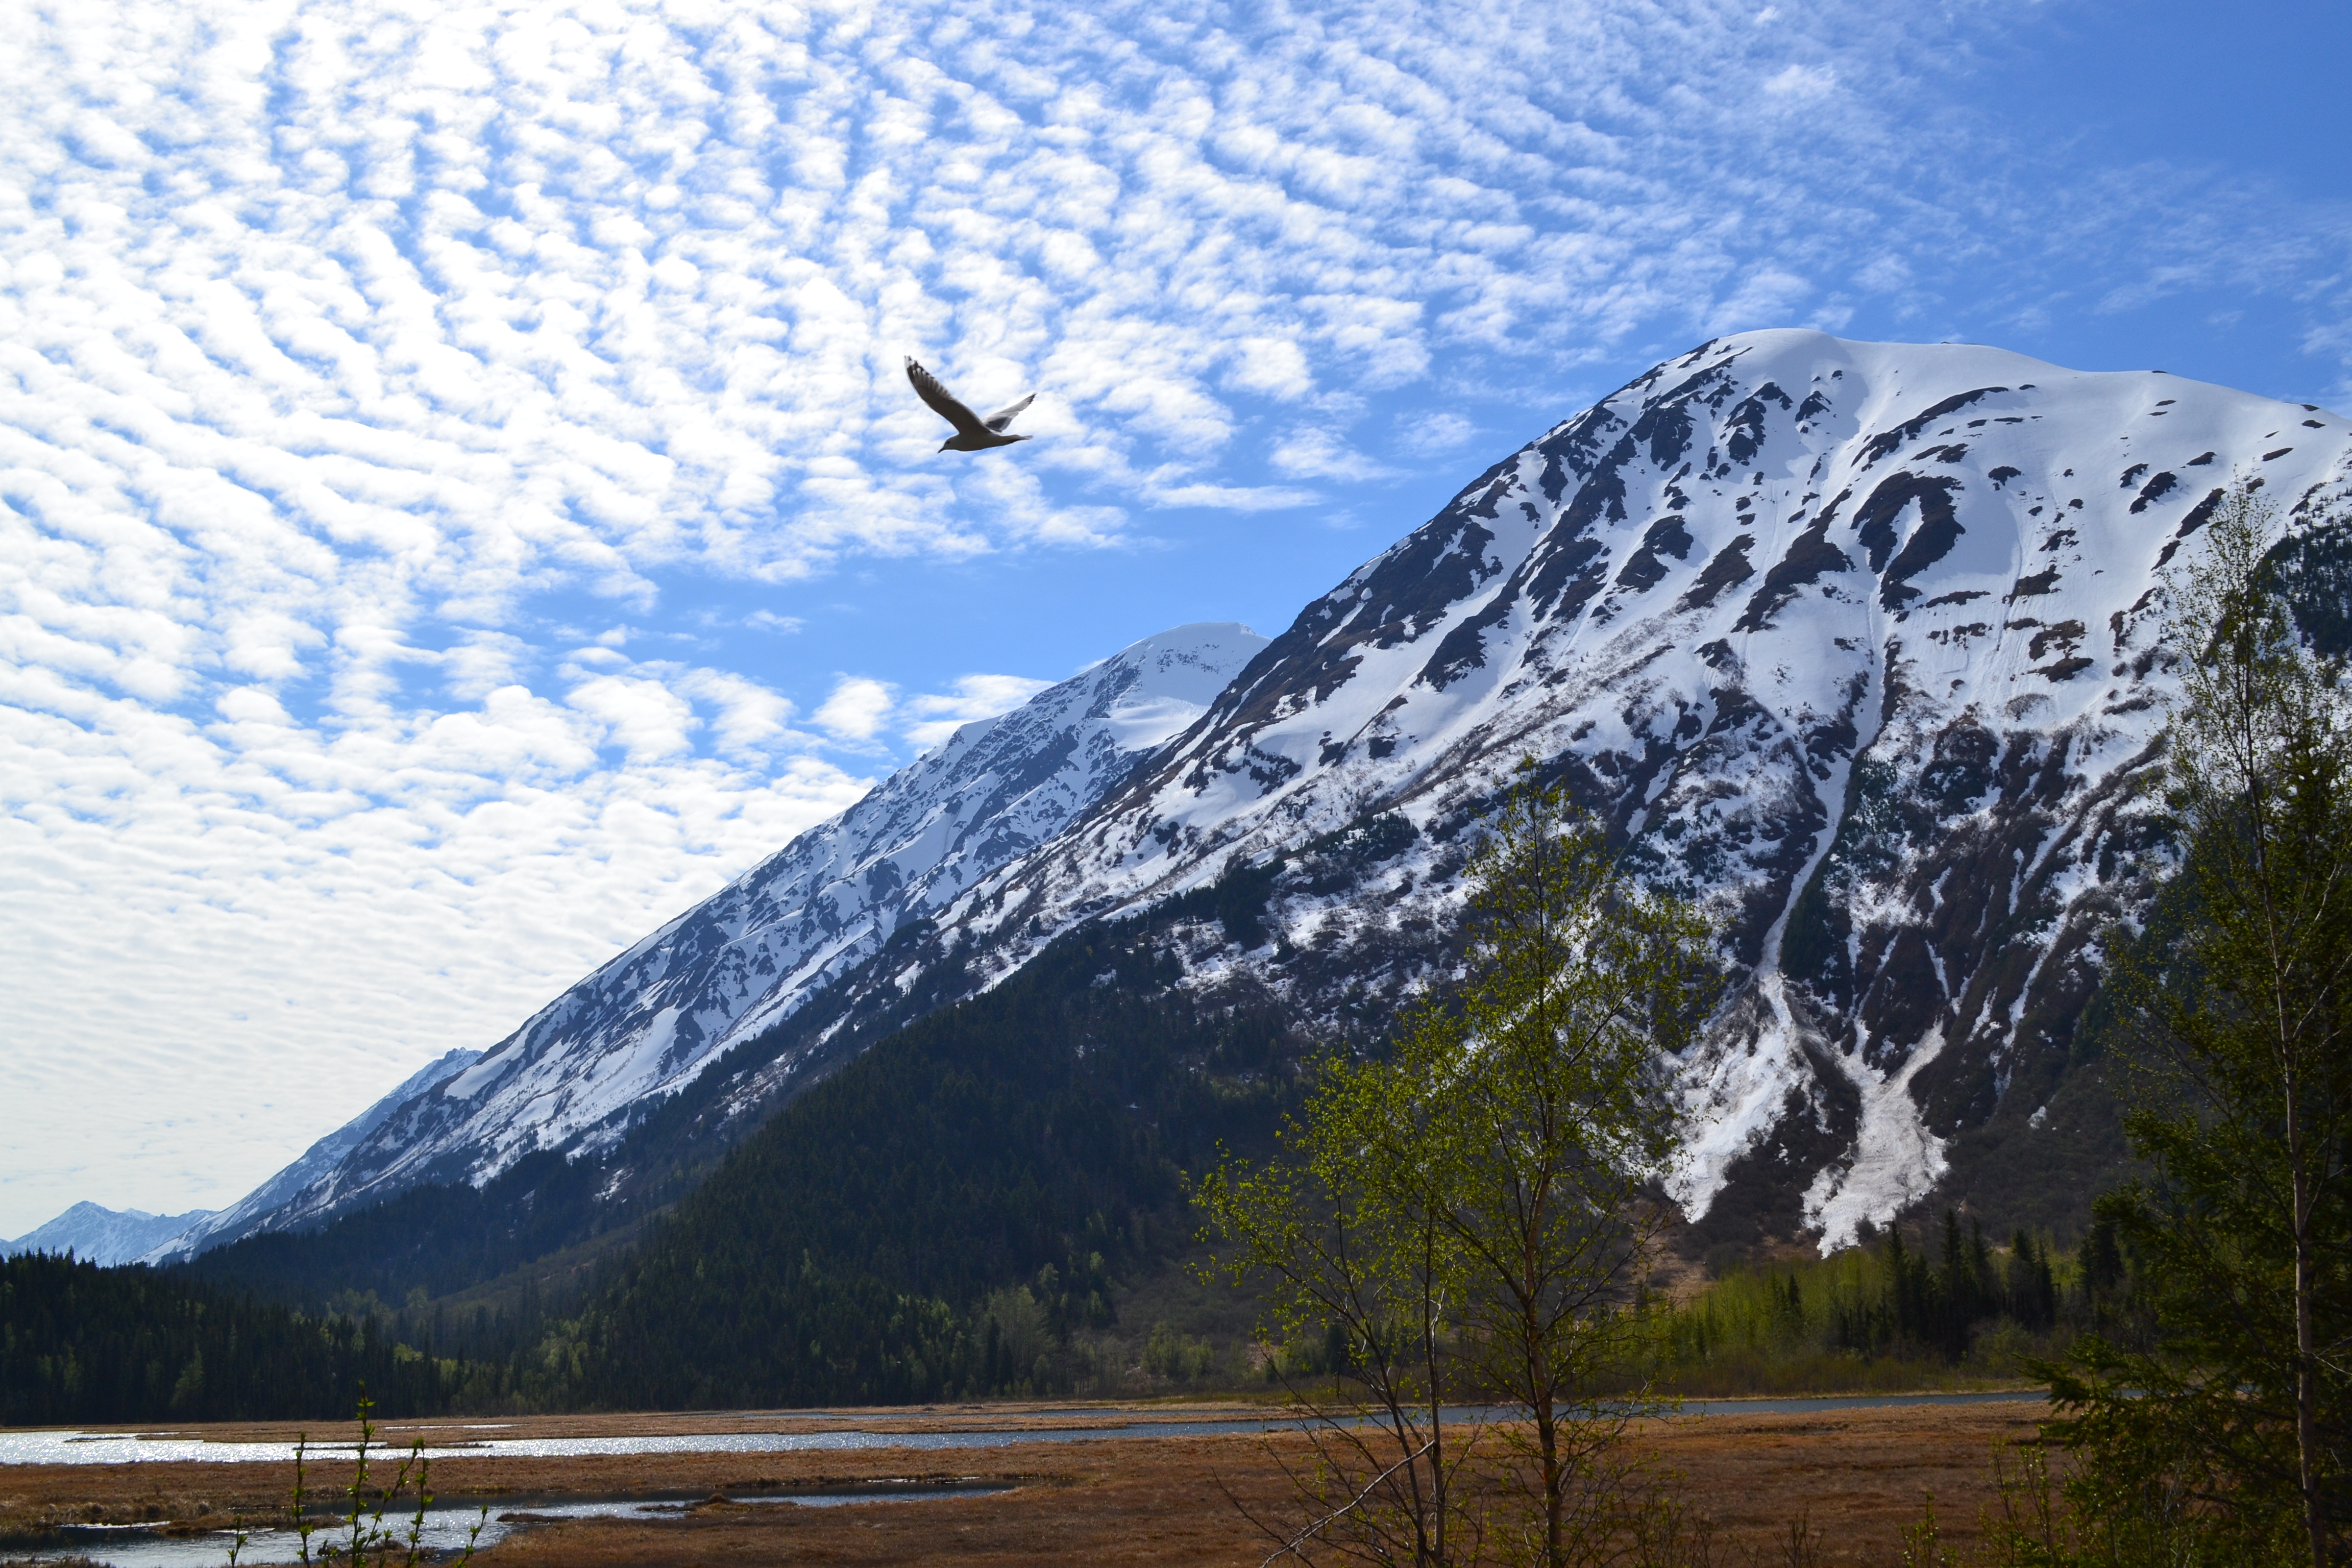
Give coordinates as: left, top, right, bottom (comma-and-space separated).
4, 0, 2348, 1234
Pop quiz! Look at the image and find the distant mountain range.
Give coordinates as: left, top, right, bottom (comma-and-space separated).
151, 330, 2352, 1266
6, 1203, 214, 1266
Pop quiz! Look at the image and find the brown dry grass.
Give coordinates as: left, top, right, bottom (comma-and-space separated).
1, 1400, 2047, 1565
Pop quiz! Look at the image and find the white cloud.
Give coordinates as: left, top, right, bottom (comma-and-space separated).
812, 676, 898, 743
0, 657, 872, 1233
1270, 428, 1396, 480
1762, 63, 1839, 100
1395, 410, 1478, 458
1705, 268, 1817, 335
1228, 339, 1316, 401
1150, 483, 1322, 511
744, 610, 804, 634
903, 673, 1056, 748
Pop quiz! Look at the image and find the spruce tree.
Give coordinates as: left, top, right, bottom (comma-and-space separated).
2048, 483, 2352, 1566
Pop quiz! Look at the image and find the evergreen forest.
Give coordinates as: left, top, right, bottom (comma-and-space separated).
2, 900, 2148, 1422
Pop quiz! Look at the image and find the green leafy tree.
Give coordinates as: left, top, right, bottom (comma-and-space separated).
1195, 1033, 1476, 1567
1410, 766, 1713, 1566
2047, 482, 2352, 1566
1199, 764, 1715, 1566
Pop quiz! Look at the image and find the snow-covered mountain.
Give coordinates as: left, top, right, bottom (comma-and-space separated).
178, 330, 2352, 1261
180, 624, 1267, 1247
895, 330, 2352, 1246
8, 1202, 213, 1265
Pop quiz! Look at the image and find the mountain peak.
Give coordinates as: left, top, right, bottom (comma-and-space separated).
8, 1202, 214, 1266
917, 332, 2352, 1245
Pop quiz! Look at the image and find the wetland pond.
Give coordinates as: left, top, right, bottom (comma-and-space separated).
0, 1391, 2042, 1469
10, 1484, 1014, 1567
0, 1392, 2044, 1565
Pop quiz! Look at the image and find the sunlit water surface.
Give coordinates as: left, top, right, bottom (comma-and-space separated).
13, 1487, 1012, 1566
2, 1392, 2043, 1564
0, 1391, 2039, 1471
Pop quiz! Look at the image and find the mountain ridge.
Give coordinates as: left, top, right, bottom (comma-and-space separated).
801, 329, 2352, 1248
163, 623, 1269, 1255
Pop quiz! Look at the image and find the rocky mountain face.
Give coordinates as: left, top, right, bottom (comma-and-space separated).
869, 330, 2352, 1248
172, 625, 1268, 1250
185, 331, 2352, 1262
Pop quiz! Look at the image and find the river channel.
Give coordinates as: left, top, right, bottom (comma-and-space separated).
0, 1390, 2042, 1471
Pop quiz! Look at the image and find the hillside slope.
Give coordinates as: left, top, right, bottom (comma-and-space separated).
172, 624, 1266, 1253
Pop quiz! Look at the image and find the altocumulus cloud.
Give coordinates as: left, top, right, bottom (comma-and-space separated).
3, 0, 2348, 1228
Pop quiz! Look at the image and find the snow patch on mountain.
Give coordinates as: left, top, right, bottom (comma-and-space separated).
1801, 1018, 1954, 1245
173, 332, 2352, 1259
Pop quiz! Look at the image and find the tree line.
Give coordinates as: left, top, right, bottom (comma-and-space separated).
2, 908, 1315, 1419
548, 921, 1305, 1408
0, 1252, 460, 1424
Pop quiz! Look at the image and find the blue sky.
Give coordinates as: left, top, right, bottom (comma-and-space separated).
3, 0, 2348, 1234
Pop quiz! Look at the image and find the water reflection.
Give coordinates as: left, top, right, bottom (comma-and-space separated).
14, 1485, 1013, 1567
0, 1392, 2041, 1470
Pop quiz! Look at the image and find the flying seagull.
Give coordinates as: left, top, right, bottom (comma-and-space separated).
904, 356, 1036, 452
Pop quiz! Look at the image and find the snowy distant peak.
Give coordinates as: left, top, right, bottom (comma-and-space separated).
190, 622, 1268, 1245
8, 1202, 213, 1267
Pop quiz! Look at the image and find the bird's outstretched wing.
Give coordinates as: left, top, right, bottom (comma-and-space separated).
904, 357, 989, 438
982, 393, 1036, 433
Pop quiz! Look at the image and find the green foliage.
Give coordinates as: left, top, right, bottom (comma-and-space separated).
11, 911, 1303, 1420
1416, 763, 1716, 1565
181, 1147, 628, 1317
1964, 1437, 2311, 1568
1197, 764, 1717, 1567
1649, 1220, 2086, 1394
1140, 1320, 1219, 1382
181, 908, 997, 1343
1196, 1027, 1477, 1563
268, 1393, 487, 1568
2045, 482, 2352, 1566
